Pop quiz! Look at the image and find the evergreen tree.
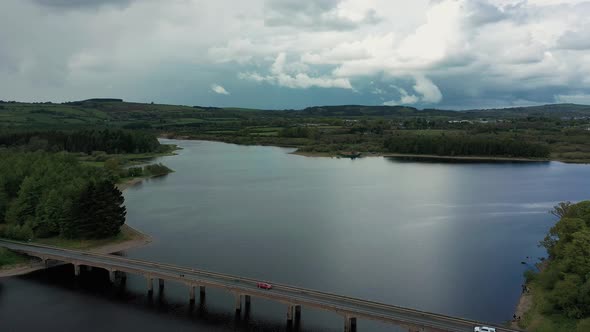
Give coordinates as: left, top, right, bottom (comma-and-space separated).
0, 178, 8, 223
34, 190, 64, 238
4, 176, 44, 225
91, 181, 126, 238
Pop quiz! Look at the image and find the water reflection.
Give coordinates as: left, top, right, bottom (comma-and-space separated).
385, 155, 552, 164
3, 140, 589, 332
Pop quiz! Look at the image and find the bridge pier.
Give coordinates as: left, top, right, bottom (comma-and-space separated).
235, 294, 243, 313
294, 305, 301, 322
189, 286, 195, 303
74, 264, 80, 277
146, 277, 153, 294
287, 304, 294, 323
109, 270, 116, 283
200, 286, 206, 300
244, 295, 251, 313
158, 278, 165, 290
344, 316, 357, 332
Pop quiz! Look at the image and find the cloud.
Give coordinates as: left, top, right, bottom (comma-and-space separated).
556, 25, 590, 50
211, 84, 230, 95
239, 53, 352, 89
555, 94, 590, 104
32, 0, 135, 10
413, 76, 443, 103
383, 76, 443, 105
1, 0, 590, 108
263, 0, 380, 30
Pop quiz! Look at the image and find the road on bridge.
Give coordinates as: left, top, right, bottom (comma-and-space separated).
0, 239, 523, 332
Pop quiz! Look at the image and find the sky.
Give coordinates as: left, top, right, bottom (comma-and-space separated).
1, 0, 590, 110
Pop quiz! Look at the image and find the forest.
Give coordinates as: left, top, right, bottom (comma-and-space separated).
383, 134, 550, 158
0, 129, 161, 154
522, 201, 590, 331
0, 152, 126, 241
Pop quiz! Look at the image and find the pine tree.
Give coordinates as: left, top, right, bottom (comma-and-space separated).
0, 178, 8, 223
4, 176, 44, 225
34, 190, 64, 238
91, 180, 126, 238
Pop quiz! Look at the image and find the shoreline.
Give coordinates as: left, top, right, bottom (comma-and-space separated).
511, 288, 533, 329
510, 261, 549, 330
0, 225, 152, 278
292, 150, 549, 162
163, 135, 579, 163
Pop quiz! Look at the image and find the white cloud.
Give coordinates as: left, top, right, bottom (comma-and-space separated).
383, 76, 442, 105
413, 76, 442, 103
239, 53, 352, 89
211, 84, 230, 95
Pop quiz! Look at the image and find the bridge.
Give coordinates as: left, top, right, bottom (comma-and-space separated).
1, 239, 522, 332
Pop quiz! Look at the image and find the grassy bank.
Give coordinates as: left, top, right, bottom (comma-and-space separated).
0, 247, 30, 269
34, 225, 144, 251
78, 143, 178, 168
518, 282, 583, 331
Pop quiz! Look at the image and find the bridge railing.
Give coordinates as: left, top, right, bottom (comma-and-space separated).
0, 239, 523, 332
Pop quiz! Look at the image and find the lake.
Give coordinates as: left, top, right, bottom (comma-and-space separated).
2, 139, 588, 332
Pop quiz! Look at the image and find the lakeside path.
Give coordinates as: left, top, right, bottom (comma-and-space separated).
0, 177, 154, 278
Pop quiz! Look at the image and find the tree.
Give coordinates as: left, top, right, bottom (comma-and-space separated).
540, 217, 586, 258
33, 190, 64, 238
67, 180, 126, 239
90, 180, 126, 238
550, 274, 583, 318
550, 201, 573, 219
0, 178, 8, 223
0, 151, 127, 240
4, 176, 44, 225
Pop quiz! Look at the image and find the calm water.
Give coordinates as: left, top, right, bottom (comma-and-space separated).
2, 139, 590, 331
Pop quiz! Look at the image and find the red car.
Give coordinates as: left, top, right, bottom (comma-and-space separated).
257, 282, 272, 290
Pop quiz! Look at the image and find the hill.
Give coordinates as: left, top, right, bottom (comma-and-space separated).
1, 100, 589, 162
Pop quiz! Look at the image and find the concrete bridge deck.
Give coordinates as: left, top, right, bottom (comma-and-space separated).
0, 239, 523, 332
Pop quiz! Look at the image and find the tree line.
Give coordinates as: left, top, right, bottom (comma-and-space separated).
0, 129, 161, 154
0, 152, 126, 240
383, 134, 550, 158
530, 201, 590, 321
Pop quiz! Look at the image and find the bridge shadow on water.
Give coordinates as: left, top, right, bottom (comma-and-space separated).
11, 264, 351, 332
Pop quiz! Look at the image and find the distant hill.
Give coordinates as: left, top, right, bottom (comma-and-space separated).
463, 103, 590, 118
300, 105, 457, 117
1, 99, 589, 130
300, 103, 590, 118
